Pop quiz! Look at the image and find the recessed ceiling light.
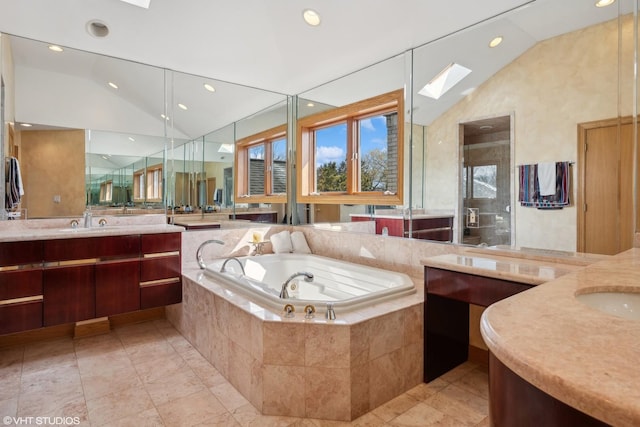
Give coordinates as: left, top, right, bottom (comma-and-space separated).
204, 83, 216, 92
178, 103, 188, 110
86, 20, 110, 38
419, 63, 472, 100
489, 36, 503, 48
20, 123, 32, 127
48, 45, 64, 52
303, 9, 321, 26
307, 102, 315, 107
128, 136, 135, 142
108, 82, 119, 89
595, 0, 615, 7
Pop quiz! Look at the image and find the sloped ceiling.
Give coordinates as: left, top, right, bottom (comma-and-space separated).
0, 0, 626, 161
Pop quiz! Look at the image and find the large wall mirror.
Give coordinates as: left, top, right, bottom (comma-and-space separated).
0, 35, 287, 220
1, 0, 638, 255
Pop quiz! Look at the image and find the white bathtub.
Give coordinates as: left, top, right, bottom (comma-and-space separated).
203, 253, 415, 314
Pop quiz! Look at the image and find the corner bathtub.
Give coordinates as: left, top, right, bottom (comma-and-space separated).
203, 253, 415, 314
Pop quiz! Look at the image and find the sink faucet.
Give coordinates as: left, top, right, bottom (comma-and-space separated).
83, 210, 92, 228
220, 257, 246, 276
280, 272, 314, 299
196, 239, 225, 269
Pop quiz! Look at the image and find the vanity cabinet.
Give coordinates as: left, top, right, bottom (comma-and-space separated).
424, 267, 532, 381
140, 233, 182, 309
1, 231, 181, 335
0, 241, 44, 335
43, 235, 141, 326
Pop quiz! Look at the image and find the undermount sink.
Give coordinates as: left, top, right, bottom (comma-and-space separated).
576, 292, 640, 320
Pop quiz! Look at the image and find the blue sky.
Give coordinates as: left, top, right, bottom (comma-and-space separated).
315, 115, 388, 166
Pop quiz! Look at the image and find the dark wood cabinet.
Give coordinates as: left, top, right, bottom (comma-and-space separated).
43, 264, 95, 326
424, 267, 532, 382
229, 212, 277, 223
140, 233, 182, 308
0, 241, 44, 335
95, 259, 140, 317
351, 215, 454, 242
489, 352, 607, 426
0, 231, 182, 336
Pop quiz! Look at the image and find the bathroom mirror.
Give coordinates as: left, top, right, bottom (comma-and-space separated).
297, 0, 638, 253
1, 35, 288, 219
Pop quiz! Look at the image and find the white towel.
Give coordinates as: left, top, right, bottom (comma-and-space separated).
270, 230, 293, 253
537, 162, 556, 196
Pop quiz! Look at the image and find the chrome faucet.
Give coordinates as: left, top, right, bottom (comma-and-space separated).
279, 272, 314, 299
196, 239, 225, 269
220, 257, 246, 276
83, 210, 92, 228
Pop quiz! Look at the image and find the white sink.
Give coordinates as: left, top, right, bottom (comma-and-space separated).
576, 292, 640, 320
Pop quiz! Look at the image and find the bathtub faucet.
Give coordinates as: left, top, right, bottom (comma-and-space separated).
220, 257, 246, 276
196, 239, 225, 269
279, 272, 314, 299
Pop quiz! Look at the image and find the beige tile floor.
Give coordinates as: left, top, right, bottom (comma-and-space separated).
0, 319, 490, 426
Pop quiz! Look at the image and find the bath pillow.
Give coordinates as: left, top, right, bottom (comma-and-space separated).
270, 230, 293, 253
291, 231, 312, 254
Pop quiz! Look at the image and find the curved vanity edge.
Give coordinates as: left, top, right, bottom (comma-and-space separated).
480, 248, 640, 427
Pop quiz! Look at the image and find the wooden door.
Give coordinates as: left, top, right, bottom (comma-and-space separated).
578, 118, 635, 255
314, 204, 341, 223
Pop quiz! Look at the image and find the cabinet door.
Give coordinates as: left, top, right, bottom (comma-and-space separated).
0, 269, 44, 335
95, 259, 140, 317
43, 265, 95, 326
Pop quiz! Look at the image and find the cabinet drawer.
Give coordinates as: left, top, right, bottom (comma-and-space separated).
0, 300, 43, 335
140, 279, 182, 309
141, 233, 181, 254
0, 269, 43, 300
425, 267, 532, 307
140, 255, 181, 282
44, 235, 140, 262
0, 241, 43, 266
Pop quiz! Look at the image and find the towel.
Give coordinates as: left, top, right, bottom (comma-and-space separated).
518, 162, 571, 209
537, 162, 556, 196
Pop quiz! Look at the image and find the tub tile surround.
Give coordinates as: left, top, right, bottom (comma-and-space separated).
174, 223, 605, 420
481, 248, 640, 427
167, 268, 424, 421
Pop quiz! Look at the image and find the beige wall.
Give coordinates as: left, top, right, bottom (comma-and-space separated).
21, 129, 85, 218
425, 16, 634, 252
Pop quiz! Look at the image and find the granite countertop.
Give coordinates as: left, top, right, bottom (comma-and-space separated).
0, 223, 184, 242
421, 253, 583, 285
481, 248, 640, 426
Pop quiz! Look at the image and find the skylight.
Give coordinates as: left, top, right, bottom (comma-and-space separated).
419, 63, 472, 100
120, 0, 151, 9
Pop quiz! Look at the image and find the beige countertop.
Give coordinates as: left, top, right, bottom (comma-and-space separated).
481, 248, 640, 426
421, 253, 583, 285
350, 213, 454, 220
0, 223, 184, 242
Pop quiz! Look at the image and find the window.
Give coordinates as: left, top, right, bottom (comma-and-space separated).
133, 165, 163, 201
235, 125, 287, 203
297, 90, 403, 204
99, 180, 113, 202
463, 164, 497, 199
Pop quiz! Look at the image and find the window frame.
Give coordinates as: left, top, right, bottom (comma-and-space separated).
235, 124, 287, 203
297, 89, 404, 205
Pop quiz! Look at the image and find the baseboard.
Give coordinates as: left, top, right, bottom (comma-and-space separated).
0, 307, 166, 348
